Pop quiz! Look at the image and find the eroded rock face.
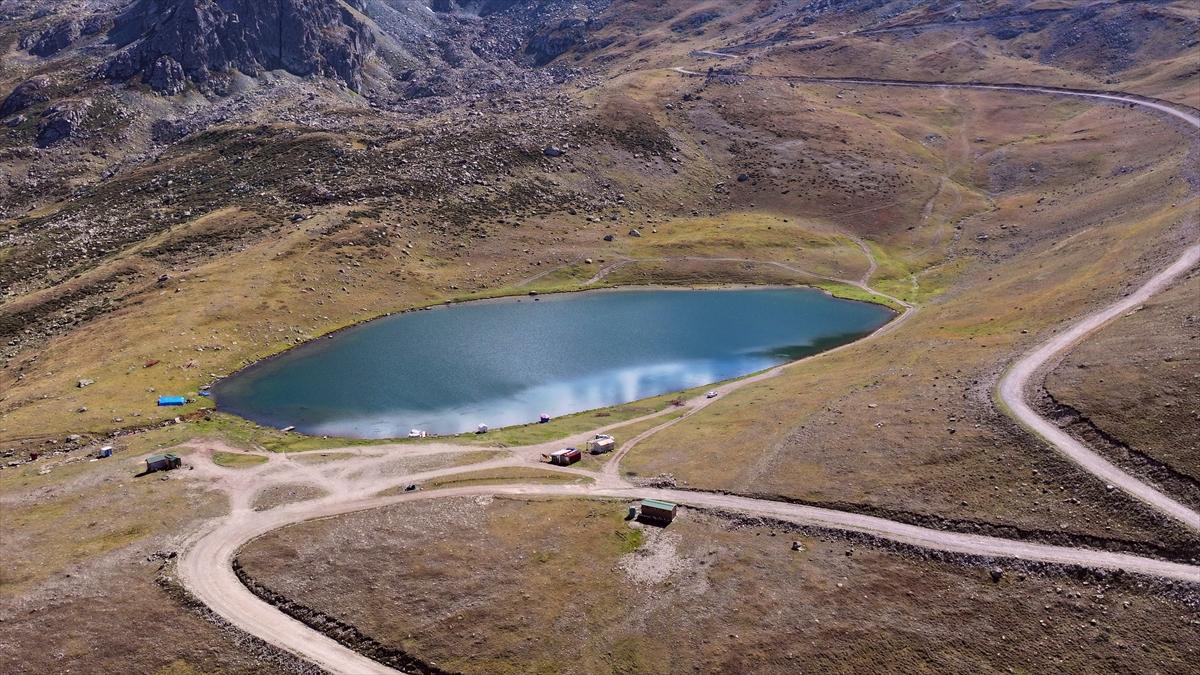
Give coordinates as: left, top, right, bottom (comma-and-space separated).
0, 76, 52, 117
105, 0, 376, 93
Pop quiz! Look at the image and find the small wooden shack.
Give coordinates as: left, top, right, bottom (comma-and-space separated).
549, 448, 582, 466
639, 499, 678, 524
146, 453, 182, 473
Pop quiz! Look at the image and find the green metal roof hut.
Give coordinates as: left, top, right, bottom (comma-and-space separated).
146, 453, 182, 473
638, 499, 678, 524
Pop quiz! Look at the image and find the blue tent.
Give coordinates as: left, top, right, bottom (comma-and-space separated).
157, 396, 187, 406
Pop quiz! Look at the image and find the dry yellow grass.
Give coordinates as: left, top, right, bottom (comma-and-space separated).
238, 497, 1200, 674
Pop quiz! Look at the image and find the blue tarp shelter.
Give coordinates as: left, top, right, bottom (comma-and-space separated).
157, 396, 187, 406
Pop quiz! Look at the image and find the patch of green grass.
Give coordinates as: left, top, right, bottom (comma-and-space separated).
608, 409, 687, 450
863, 241, 961, 305
450, 264, 601, 304
614, 527, 643, 554
289, 451, 357, 464
212, 451, 268, 468
147, 412, 408, 454
812, 281, 906, 311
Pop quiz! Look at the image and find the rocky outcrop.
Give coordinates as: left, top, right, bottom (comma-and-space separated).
104, 0, 376, 93
525, 17, 587, 66
21, 16, 105, 57
431, 0, 524, 16
147, 55, 187, 95
24, 19, 81, 56
36, 99, 91, 147
0, 76, 52, 117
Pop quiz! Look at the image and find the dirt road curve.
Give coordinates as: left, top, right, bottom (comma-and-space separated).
990, 97, 1200, 533
174, 80, 1200, 674
684, 66, 1200, 529
998, 243, 1200, 531
180, 475, 1200, 675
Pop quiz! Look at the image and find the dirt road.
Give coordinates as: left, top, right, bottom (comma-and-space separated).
997, 243, 1200, 532
678, 64, 1200, 527
171, 79, 1200, 674
177, 444, 1200, 675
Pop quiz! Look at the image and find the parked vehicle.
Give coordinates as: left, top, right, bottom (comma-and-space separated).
588, 434, 616, 455
549, 448, 582, 466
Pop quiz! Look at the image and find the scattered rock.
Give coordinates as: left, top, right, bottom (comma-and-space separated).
77, 378, 95, 388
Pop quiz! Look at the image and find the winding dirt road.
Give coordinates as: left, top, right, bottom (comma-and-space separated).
998, 243, 1200, 532
172, 78, 1200, 673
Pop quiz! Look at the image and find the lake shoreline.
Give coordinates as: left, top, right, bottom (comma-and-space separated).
211, 282, 897, 437
208, 280, 896, 394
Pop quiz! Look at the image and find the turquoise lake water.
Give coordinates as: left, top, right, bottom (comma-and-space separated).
213, 288, 894, 438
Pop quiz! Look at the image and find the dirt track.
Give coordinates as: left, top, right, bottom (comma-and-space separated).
998, 243, 1200, 532
173, 79, 1200, 674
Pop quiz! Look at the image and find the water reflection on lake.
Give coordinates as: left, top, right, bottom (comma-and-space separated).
213, 288, 894, 438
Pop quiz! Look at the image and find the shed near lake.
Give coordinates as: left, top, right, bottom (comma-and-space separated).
145, 453, 182, 473
639, 499, 678, 524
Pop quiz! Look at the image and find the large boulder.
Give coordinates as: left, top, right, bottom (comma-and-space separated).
0, 76, 52, 117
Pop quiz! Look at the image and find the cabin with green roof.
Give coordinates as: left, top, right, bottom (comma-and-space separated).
145, 452, 182, 473
639, 499, 678, 524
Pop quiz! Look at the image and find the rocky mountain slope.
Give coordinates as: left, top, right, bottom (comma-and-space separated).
103, 0, 377, 94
